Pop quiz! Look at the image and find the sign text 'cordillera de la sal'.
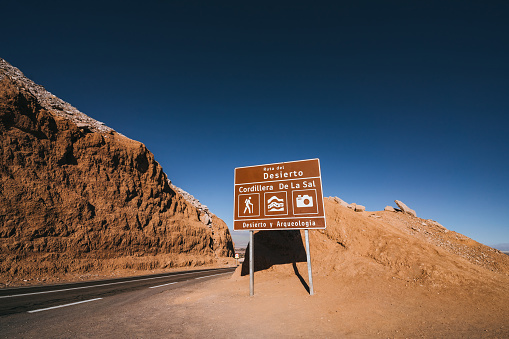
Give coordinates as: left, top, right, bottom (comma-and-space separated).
233, 159, 326, 231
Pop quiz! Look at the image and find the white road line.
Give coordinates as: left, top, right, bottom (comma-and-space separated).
194, 272, 230, 280
149, 282, 178, 289
27, 298, 102, 313
149, 272, 231, 288
0, 270, 229, 299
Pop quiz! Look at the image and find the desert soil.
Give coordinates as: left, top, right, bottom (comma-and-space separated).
2, 270, 507, 339
159, 263, 506, 338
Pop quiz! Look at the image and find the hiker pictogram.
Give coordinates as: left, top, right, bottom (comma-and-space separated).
244, 197, 253, 213
238, 193, 260, 217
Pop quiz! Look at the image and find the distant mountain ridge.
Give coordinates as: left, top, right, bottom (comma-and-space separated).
0, 58, 234, 287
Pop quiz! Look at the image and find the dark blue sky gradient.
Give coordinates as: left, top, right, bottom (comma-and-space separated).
2, 1, 508, 247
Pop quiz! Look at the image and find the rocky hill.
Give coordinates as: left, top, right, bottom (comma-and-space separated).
239, 197, 509, 284
226, 198, 509, 337
0, 58, 234, 287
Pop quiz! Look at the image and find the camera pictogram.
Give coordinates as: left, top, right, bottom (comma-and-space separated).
295, 194, 313, 208
292, 189, 318, 215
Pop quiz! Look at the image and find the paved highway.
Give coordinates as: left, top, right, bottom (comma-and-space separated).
0, 267, 235, 316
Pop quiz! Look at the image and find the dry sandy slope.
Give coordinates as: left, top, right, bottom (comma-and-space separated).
168, 198, 509, 338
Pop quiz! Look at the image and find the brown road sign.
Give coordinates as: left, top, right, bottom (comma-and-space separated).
234, 158, 326, 231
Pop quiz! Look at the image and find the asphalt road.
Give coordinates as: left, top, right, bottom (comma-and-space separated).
0, 267, 235, 316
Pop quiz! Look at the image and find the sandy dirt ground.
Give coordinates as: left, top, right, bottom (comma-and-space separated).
159, 263, 507, 338
2, 270, 507, 339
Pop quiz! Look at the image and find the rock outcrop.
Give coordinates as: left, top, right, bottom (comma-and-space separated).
0, 59, 113, 135
330, 197, 365, 212
395, 200, 417, 217
0, 58, 234, 286
330, 196, 349, 208
169, 182, 213, 227
331, 196, 419, 216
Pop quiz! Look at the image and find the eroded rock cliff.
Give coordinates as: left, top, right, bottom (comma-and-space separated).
0, 58, 234, 286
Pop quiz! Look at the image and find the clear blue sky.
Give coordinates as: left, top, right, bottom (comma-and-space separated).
2, 1, 508, 248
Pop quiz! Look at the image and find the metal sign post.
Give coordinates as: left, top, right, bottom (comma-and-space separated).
304, 229, 314, 295
234, 159, 326, 296
249, 230, 254, 296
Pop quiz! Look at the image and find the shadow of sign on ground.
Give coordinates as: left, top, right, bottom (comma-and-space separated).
240, 230, 309, 292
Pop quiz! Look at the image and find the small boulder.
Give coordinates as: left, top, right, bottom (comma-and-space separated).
384, 206, 395, 212
355, 204, 366, 212
394, 200, 416, 217
199, 212, 212, 225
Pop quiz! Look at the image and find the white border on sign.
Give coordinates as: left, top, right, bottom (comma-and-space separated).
234, 158, 320, 170
237, 215, 325, 222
